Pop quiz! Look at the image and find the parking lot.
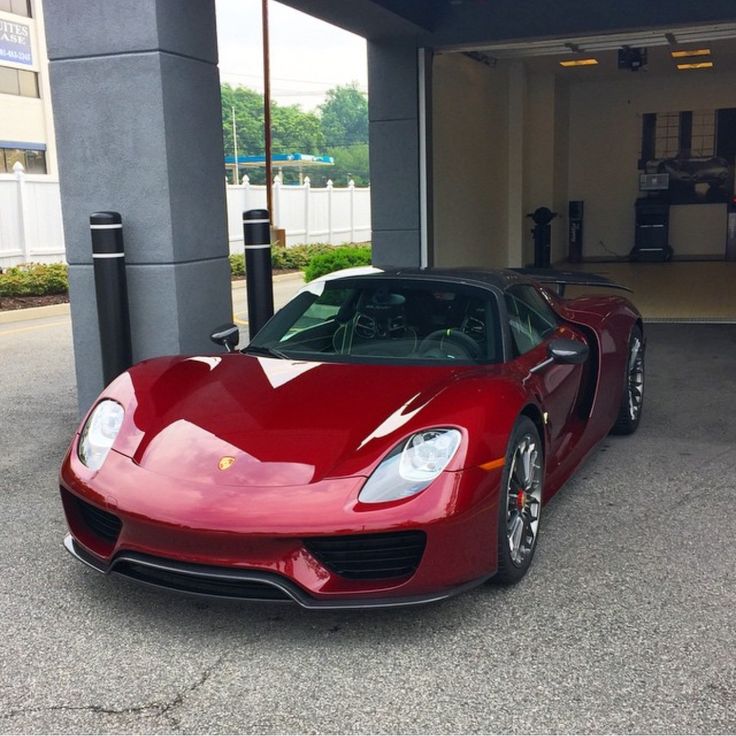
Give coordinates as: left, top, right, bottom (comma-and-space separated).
0, 316, 734, 734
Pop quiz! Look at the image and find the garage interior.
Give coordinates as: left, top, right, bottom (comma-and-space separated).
432, 22, 736, 321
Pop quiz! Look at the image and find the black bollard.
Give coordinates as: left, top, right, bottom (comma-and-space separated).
89, 211, 132, 385
243, 209, 274, 339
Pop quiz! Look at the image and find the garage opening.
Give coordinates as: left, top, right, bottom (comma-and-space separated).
431, 23, 736, 322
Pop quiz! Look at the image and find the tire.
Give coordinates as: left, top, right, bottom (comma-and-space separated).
494, 416, 544, 585
610, 325, 645, 435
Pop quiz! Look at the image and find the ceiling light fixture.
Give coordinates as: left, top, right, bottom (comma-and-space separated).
676, 61, 714, 70
671, 48, 711, 58
559, 58, 599, 67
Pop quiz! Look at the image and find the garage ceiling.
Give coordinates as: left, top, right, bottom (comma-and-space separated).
442, 24, 736, 80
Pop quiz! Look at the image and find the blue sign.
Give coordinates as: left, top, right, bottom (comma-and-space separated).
0, 18, 32, 68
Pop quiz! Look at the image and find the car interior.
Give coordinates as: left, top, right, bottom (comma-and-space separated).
250, 281, 503, 364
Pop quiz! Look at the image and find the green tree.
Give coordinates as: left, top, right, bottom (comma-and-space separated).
221, 83, 264, 157
221, 83, 328, 183
319, 83, 369, 147
321, 144, 369, 187
272, 105, 324, 154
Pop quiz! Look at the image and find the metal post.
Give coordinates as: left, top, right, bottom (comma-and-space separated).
90, 211, 132, 384
261, 0, 273, 222
243, 208, 274, 340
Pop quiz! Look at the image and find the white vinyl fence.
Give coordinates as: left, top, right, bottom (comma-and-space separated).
226, 175, 371, 250
0, 163, 65, 267
0, 166, 371, 267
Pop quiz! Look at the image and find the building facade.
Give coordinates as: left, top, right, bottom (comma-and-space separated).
0, 0, 56, 176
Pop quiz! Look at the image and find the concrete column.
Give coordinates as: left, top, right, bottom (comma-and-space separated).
44, 0, 232, 413
507, 61, 526, 268
367, 40, 423, 268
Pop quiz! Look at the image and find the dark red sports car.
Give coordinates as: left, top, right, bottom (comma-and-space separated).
60, 268, 644, 608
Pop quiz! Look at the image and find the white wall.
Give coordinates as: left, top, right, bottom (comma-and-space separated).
568, 71, 736, 259
432, 53, 510, 267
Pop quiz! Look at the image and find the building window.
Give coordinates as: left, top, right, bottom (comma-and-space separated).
0, 147, 46, 173
654, 112, 680, 159
0, 0, 32, 17
691, 110, 715, 158
0, 66, 38, 97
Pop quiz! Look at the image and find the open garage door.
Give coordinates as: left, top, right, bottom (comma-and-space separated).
432, 23, 736, 322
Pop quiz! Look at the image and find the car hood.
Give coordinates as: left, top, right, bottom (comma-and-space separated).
112, 353, 471, 486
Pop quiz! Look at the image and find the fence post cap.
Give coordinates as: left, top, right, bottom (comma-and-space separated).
12, 161, 25, 175
327, 179, 333, 188
304, 176, 310, 186
348, 179, 355, 188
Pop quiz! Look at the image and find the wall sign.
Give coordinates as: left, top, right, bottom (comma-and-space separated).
0, 18, 32, 68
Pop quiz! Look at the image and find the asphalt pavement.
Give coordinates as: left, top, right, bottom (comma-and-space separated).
0, 312, 734, 734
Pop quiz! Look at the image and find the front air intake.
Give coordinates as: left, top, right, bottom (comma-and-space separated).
75, 496, 122, 545
304, 531, 427, 580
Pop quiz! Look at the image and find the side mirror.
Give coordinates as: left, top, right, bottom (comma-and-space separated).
210, 323, 239, 353
548, 338, 589, 365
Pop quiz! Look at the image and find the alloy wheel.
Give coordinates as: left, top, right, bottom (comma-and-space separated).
628, 336, 645, 421
506, 434, 542, 567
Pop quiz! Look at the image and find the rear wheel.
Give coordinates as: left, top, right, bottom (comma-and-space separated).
494, 416, 543, 585
611, 325, 645, 435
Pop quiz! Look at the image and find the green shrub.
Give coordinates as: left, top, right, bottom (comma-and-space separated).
303, 245, 372, 282
0, 262, 69, 297
229, 253, 245, 277
229, 243, 363, 276
271, 243, 333, 270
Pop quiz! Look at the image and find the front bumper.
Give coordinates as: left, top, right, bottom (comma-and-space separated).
60, 441, 503, 607
64, 534, 491, 609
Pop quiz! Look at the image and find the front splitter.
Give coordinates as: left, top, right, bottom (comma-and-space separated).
63, 534, 492, 610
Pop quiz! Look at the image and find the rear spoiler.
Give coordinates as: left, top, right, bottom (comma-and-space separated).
511, 268, 632, 297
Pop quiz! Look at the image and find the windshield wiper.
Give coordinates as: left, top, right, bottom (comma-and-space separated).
244, 344, 290, 360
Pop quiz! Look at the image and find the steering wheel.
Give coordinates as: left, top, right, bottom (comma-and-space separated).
419, 328, 481, 360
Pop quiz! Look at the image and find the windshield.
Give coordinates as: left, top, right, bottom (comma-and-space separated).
247, 278, 502, 365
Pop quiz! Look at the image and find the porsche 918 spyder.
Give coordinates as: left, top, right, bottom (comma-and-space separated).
60, 268, 644, 608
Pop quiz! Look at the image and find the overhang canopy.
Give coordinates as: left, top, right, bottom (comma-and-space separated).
278, 0, 736, 48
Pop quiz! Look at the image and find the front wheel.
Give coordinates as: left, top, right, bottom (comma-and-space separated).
494, 416, 543, 585
611, 325, 645, 435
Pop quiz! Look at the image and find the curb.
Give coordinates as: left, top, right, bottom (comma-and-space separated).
0, 302, 70, 324
0, 271, 305, 324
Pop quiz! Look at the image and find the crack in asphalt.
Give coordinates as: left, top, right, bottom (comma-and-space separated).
1, 654, 225, 729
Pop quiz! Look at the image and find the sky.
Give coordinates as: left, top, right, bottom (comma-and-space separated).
215, 0, 368, 111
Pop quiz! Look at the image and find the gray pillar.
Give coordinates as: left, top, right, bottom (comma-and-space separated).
45, 0, 232, 413
367, 41, 425, 268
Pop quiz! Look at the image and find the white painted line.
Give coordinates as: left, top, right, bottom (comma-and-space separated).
92, 252, 125, 258
90, 224, 122, 230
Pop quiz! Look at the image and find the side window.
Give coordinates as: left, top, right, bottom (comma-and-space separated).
505, 285, 558, 356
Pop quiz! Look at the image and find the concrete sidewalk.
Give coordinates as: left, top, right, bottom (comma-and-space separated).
0, 271, 305, 328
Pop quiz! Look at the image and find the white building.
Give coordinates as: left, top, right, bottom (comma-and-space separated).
0, 0, 56, 176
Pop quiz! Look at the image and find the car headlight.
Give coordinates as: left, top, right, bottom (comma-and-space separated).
359, 428, 462, 503
78, 400, 124, 470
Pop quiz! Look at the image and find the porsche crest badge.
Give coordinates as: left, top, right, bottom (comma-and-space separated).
218, 456, 236, 471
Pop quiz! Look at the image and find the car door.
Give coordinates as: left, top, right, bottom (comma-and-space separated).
505, 285, 587, 460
